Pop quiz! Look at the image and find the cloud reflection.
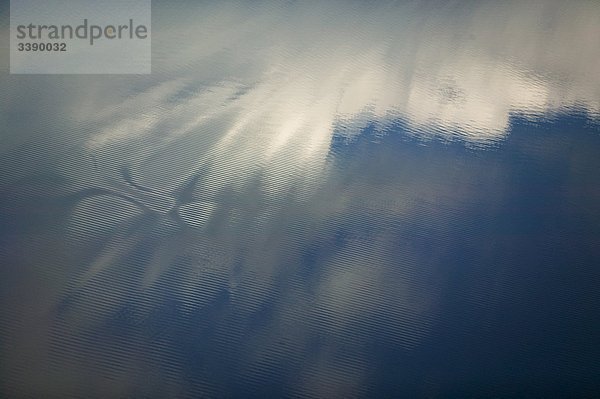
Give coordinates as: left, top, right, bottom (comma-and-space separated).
73, 0, 600, 199
1, 0, 599, 396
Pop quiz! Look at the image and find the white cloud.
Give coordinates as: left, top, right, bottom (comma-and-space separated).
70, 0, 599, 197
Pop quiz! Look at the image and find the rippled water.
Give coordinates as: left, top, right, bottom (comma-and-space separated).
1, 1, 600, 397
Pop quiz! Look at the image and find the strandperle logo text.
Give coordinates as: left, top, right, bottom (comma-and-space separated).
10, 0, 151, 74
15, 19, 148, 45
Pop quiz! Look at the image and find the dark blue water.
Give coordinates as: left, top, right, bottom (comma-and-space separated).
1, 1, 599, 397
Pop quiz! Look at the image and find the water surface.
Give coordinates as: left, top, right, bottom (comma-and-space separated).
1, 1, 599, 397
